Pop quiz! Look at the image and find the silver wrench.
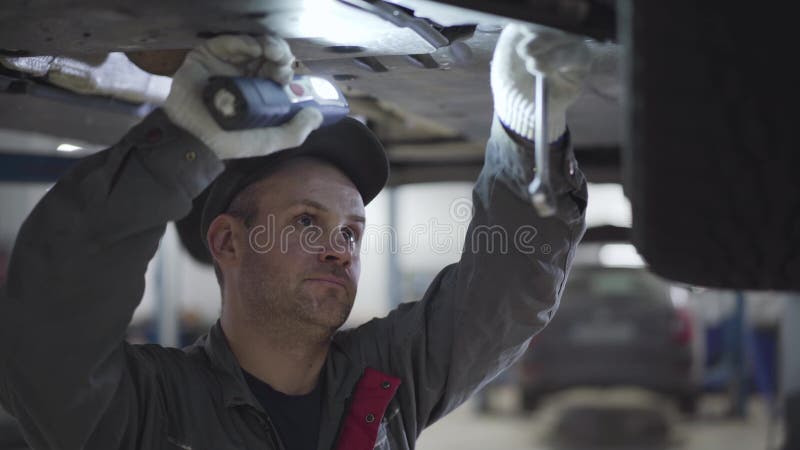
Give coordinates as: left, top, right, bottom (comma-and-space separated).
528, 71, 557, 217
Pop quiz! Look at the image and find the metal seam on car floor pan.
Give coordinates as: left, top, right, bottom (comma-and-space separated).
353, 56, 389, 73
338, 0, 450, 49
405, 53, 440, 69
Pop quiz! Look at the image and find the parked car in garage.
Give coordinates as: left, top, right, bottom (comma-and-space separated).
517, 265, 701, 414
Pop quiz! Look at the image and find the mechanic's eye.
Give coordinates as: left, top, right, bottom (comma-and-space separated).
297, 214, 314, 227
341, 227, 356, 244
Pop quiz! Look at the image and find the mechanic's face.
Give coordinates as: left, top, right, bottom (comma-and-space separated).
236, 157, 365, 334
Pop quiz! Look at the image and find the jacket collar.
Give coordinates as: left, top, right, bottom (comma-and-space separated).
201, 320, 264, 410
200, 321, 372, 450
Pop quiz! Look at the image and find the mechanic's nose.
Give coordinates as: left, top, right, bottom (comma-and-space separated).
318, 231, 354, 267
319, 247, 352, 268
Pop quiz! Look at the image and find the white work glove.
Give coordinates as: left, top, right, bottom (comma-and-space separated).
490, 24, 591, 142
164, 35, 323, 160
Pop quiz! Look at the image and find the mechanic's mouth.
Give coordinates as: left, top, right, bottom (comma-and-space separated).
306, 277, 348, 289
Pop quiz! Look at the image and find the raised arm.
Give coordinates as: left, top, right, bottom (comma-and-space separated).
0, 112, 223, 449
340, 24, 590, 438
0, 35, 320, 449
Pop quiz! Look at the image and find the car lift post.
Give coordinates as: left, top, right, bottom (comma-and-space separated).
154, 225, 181, 347
781, 295, 800, 449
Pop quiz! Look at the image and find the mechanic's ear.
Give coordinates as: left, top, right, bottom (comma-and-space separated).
207, 214, 244, 268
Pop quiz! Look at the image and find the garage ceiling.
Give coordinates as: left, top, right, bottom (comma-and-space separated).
0, 0, 621, 184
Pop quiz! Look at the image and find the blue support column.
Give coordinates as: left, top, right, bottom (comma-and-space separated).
730, 291, 748, 418
0, 153, 78, 182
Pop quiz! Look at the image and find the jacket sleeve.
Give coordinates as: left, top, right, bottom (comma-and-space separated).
344, 116, 587, 438
0, 110, 223, 450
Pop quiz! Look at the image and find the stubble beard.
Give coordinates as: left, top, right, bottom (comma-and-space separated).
240, 262, 354, 345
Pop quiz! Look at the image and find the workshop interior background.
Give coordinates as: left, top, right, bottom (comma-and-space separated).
1, 1, 797, 449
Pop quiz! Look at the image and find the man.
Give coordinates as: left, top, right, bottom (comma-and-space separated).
0, 24, 589, 450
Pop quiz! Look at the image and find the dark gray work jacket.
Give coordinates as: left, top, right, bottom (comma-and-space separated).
0, 110, 587, 450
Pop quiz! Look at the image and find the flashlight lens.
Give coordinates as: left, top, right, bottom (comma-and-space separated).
309, 77, 340, 101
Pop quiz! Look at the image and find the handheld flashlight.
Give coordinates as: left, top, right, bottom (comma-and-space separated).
203, 75, 349, 130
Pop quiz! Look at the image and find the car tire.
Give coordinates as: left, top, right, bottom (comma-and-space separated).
620, 1, 800, 290
475, 389, 493, 415
521, 390, 541, 412
676, 394, 699, 416
785, 392, 800, 450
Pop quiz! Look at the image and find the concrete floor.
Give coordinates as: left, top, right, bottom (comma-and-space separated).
417, 387, 777, 450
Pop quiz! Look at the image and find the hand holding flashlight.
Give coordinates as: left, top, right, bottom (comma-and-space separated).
163, 35, 325, 160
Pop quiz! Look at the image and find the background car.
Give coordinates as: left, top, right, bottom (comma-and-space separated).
517, 265, 702, 415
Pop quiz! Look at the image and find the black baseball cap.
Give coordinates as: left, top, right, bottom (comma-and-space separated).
175, 117, 389, 265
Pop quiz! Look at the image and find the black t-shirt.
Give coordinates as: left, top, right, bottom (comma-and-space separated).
242, 369, 322, 450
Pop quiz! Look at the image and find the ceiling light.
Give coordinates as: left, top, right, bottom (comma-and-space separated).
57, 143, 83, 152
598, 243, 645, 267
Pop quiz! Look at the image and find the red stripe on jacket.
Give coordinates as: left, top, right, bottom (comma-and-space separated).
334, 368, 401, 450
